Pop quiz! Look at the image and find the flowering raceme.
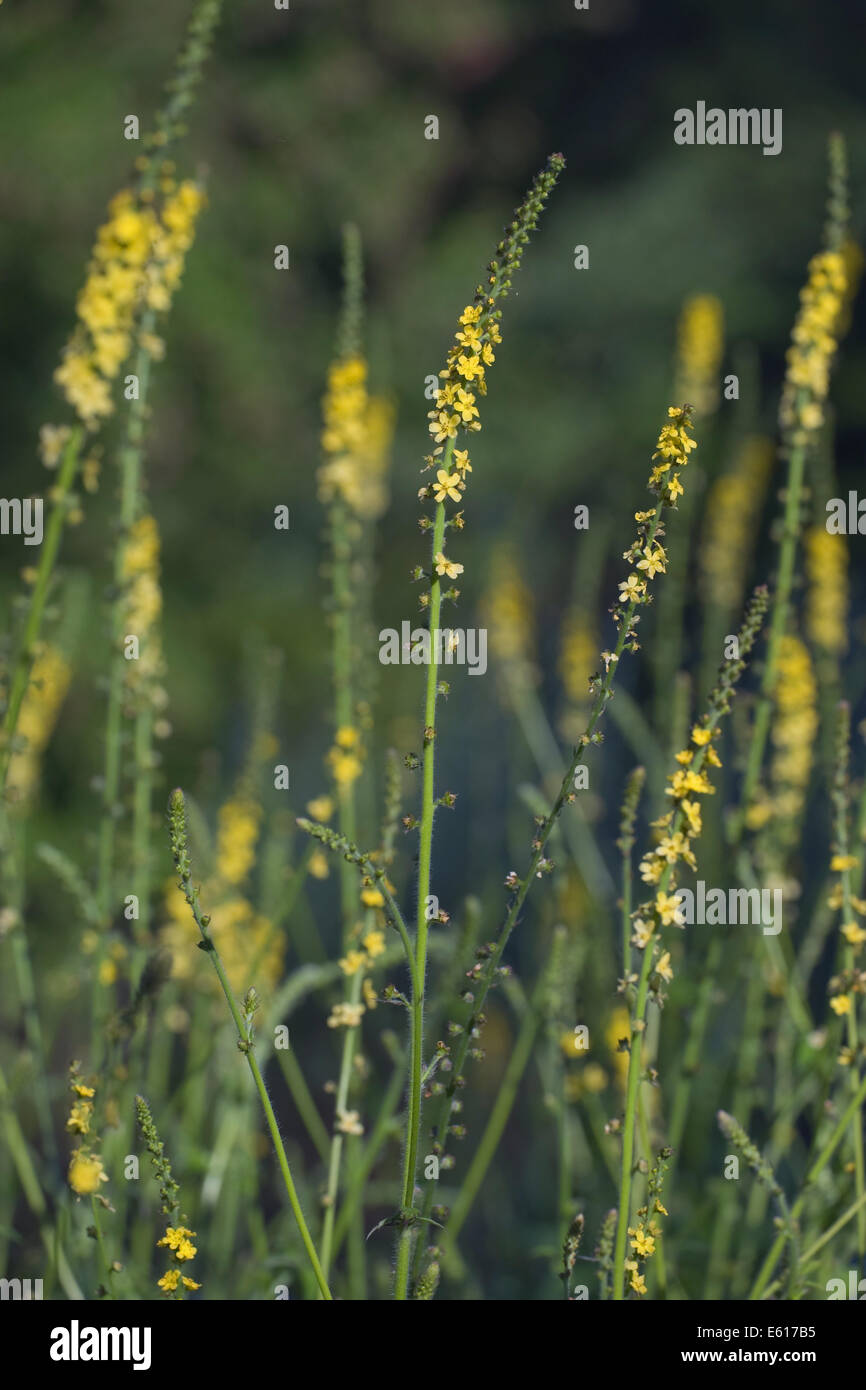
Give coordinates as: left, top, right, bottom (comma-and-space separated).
805, 526, 848, 658
54, 177, 205, 429
6, 644, 71, 806
675, 293, 724, 415
318, 355, 394, 522
779, 248, 847, 444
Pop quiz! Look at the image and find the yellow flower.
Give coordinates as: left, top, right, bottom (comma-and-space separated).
306, 795, 334, 822
336, 726, 360, 749
68, 1150, 108, 1195
217, 799, 262, 886
6, 645, 71, 807
675, 294, 724, 415
842, 922, 866, 947
360, 887, 384, 908
181, 1276, 201, 1290
830, 994, 852, 1016
681, 799, 702, 835
655, 951, 673, 983
362, 929, 385, 958
157, 1226, 197, 1260
66, 1101, 93, 1135
362, 978, 378, 1010
308, 850, 329, 880
831, 855, 858, 873
328, 750, 363, 786
619, 573, 645, 604
805, 527, 848, 658
655, 892, 682, 927
637, 545, 667, 579
629, 1270, 648, 1296
691, 725, 712, 746
432, 470, 462, 504
434, 550, 464, 579
454, 448, 472, 474
628, 1225, 656, 1257
98, 959, 117, 987
158, 1269, 180, 1293
336, 1109, 364, 1136
72, 1083, 96, 1099
327, 1002, 365, 1028
339, 949, 367, 976
631, 918, 653, 949
39, 423, 72, 467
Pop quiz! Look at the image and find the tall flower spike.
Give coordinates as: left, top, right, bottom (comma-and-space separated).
422, 153, 566, 489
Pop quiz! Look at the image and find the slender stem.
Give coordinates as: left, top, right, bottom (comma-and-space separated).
95, 325, 155, 930
834, 715, 865, 1254
731, 433, 806, 841
171, 815, 332, 1301
320, 968, 363, 1285
394, 464, 451, 1300
413, 508, 671, 1271
612, 945, 654, 1298
444, 983, 543, 1256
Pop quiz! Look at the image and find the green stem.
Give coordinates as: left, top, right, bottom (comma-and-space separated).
732, 434, 806, 842
176, 859, 332, 1300
749, 1065, 866, 1299
394, 469, 451, 1300
320, 969, 363, 1286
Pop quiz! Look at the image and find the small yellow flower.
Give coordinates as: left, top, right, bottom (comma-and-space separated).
335, 726, 360, 749
360, 887, 384, 908
339, 949, 367, 977
181, 1276, 201, 1290
158, 1269, 180, 1293
327, 1002, 365, 1029
842, 922, 866, 947
306, 795, 334, 822
655, 892, 682, 927
628, 1225, 656, 1258
681, 799, 702, 835
336, 1109, 364, 1136
631, 918, 653, 949
98, 959, 118, 987
637, 545, 667, 579
362, 978, 378, 1010
308, 850, 329, 880
432, 470, 462, 504
157, 1226, 197, 1261
434, 550, 464, 579
830, 994, 852, 1016
691, 725, 712, 746
831, 854, 858, 872
68, 1151, 108, 1195
362, 929, 385, 958
655, 951, 673, 983
66, 1101, 93, 1135
72, 1083, 96, 1098
619, 573, 645, 604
